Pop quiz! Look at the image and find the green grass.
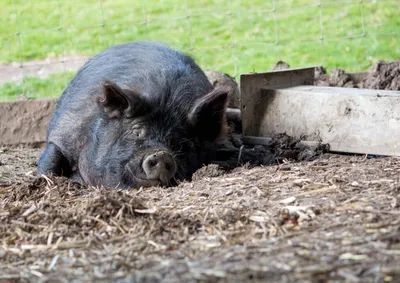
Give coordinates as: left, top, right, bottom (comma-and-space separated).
0, 72, 75, 102
1, 0, 399, 100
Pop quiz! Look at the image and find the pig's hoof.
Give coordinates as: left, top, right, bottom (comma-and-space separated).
142, 151, 177, 185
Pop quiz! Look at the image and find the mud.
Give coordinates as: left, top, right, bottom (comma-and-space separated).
0, 99, 55, 146
359, 60, 400, 90
274, 59, 400, 90
204, 70, 240, 108
214, 133, 329, 172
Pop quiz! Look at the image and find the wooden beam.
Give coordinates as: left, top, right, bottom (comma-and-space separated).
240, 67, 316, 137
247, 85, 400, 156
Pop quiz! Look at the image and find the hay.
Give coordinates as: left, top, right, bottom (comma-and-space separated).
1, 148, 400, 282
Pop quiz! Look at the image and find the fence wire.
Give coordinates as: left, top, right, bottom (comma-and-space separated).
0, 0, 399, 101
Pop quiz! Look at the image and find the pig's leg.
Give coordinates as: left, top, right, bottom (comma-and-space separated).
37, 143, 72, 177
71, 171, 84, 184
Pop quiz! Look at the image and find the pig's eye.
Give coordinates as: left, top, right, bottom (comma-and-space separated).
169, 137, 195, 153
131, 127, 146, 138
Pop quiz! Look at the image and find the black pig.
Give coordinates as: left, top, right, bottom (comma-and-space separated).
37, 41, 230, 189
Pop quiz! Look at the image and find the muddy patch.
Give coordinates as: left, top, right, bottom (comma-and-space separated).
359, 60, 400, 90
214, 133, 329, 173
275, 59, 400, 91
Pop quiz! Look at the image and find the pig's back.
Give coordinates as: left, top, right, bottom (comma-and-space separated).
61, 41, 211, 102
48, 41, 213, 137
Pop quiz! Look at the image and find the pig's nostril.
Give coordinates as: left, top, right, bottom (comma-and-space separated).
148, 159, 157, 168
142, 151, 177, 185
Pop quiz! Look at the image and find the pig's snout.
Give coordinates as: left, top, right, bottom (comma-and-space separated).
142, 151, 176, 185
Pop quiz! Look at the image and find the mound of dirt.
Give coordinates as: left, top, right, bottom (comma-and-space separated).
314, 66, 358, 88
359, 60, 400, 90
214, 133, 329, 174
1, 176, 152, 245
191, 164, 226, 181
272, 60, 291, 71
274, 59, 400, 90
205, 70, 240, 108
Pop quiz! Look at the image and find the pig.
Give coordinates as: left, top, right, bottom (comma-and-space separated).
37, 41, 231, 189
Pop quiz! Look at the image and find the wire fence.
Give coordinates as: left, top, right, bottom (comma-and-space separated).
0, 0, 399, 101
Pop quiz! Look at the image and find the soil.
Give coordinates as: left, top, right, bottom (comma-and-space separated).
360, 61, 400, 90
0, 99, 55, 147
204, 70, 240, 109
214, 133, 329, 171
313, 60, 400, 90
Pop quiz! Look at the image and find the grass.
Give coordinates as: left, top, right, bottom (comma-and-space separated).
0, 0, 399, 101
0, 72, 75, 102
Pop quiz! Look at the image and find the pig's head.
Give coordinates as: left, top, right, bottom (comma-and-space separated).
81, 80, 229, 189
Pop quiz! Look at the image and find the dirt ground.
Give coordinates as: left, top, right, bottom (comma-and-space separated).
1, 147, 400, 283
0, 56, 88, 85
313, 60, 400, 90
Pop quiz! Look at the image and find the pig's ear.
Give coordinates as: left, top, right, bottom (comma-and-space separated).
188, 87, 229, 142
97, 80, 147, 119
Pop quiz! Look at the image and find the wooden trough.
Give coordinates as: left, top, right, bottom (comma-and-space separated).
240, 67, 400, 156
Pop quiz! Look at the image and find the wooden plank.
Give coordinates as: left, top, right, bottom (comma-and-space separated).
250, 85, 400, 156
240, 67, 316, 137
0, 98, 57, 146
